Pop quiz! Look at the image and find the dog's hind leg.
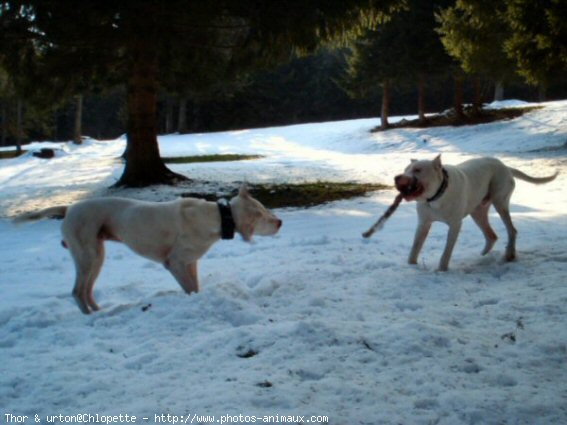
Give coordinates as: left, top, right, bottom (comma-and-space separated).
85, 240, 105, 312
68, 242, 99, 314
70, 258, 94, 314
471, 202, 498, 255
493, 201, 517, 262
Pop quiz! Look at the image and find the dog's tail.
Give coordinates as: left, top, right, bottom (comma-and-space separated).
13, 206, 68, 224
509, 168, 559, 184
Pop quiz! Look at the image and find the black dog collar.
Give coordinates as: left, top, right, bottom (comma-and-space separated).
427, 168, 449, 203
217, 199, 236, 240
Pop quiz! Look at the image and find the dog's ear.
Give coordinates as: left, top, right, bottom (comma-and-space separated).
432, 154, 442, 170
239, 184, 251, 199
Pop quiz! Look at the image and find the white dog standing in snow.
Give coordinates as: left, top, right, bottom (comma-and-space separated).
15, 186, 282, 314
394, 155, 557, 271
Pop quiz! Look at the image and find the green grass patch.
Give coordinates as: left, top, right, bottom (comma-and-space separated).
374, 106, 542, 132
163, 154, 263, 164
182, 181, 389, 209
248, 182, 389, 208
0, 150, 25, 159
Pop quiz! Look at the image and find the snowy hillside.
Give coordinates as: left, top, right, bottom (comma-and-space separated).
1, 100, 566, 424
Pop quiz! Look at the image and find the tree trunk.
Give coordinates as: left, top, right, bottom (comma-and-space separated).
538, 84, 546, 102
417, 74, 426, 124
1, 100, 6, 146
453, 74, 465, 121
178, 96, 188, 134
192, 102, 201, 131
16, 98, 23, 154
73, 94, 83, 144
115, 38, 187, 187
493, 80, 504, 101
472, 76, 482, 115
380, 80, 390, 130
165, 95, 175, 134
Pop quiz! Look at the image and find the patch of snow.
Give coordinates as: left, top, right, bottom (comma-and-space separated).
1, 100, 566, 424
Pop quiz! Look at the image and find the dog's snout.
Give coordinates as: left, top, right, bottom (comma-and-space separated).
395, 174, 421, 198
276, 219, 283, 229
395, 174, 411, 188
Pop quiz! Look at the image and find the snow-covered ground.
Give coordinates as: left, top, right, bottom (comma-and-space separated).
1, 100, 566, 424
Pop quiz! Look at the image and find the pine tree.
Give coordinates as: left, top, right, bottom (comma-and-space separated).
1, 0, 399, 187
437, 0, 566, 99
343, 0, 452, 129
436, 0, 517, 102
343, 27, 407, 129
504, 0, 567, 92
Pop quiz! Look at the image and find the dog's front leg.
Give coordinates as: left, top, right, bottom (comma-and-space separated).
438, 221, 462, 271
165, 259, 199, 294
409, 220, 432, 265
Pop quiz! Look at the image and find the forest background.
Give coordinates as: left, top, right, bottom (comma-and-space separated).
1, 0, 565, 179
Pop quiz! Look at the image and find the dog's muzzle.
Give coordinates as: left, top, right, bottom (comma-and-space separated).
394, 174, 424, 200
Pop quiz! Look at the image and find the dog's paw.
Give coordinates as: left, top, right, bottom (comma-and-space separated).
504, 252, 517, 262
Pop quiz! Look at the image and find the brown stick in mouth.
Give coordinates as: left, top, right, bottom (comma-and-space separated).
362, 193, 404, 238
